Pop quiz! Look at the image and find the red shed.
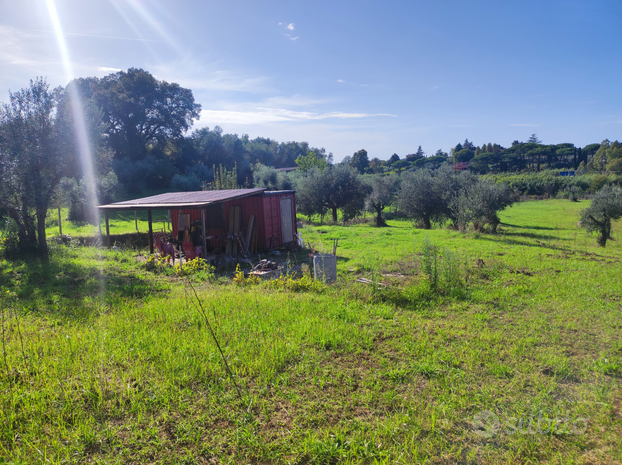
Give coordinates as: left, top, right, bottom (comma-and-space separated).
98, 188, 297, 255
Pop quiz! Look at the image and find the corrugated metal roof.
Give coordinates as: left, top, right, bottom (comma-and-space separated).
99, 188, 266, 210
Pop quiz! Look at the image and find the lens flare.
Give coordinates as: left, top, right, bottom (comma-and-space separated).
45, 0, 99, 226
109, 0, 185, 58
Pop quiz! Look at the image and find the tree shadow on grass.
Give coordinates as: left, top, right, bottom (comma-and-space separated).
502, 223, 560, 231
496, 230, 570, 242
1, 254, 169, 319
475, 234, 570, 252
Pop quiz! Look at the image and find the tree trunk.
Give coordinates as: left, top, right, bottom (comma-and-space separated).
375, 206, 386, 227
423, 215, 431, 229
36, 206, 49, 256
24, 213, 37, 248
332, 207, 338, 222
6, 209, 28, 249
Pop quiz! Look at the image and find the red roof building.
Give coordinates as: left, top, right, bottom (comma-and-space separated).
99, 189, 297, 255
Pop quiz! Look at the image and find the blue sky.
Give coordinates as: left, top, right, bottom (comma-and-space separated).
1, 0, 621, 161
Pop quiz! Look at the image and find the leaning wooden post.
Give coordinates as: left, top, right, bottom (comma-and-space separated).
135, 210, 138, 231
147, 209, 154, 254
58, 207, 62, 236
201, 208, 208, 258
105, 210, 111, 249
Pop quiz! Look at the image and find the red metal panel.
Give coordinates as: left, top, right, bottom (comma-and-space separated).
168, 191, 297, 253
171, 193, 267, 252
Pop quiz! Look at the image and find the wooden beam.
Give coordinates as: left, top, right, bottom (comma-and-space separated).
201, 209, 207, 258
148, 209, 154, 254
135, 210, 138, 231
245, 215, 254, 256
105, 211, 111, 249
58, 207, 62, 236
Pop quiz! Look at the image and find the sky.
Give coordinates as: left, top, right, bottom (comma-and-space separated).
1, 0, 621, 162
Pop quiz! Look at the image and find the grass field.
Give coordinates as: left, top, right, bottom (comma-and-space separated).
1, 199, 621, 464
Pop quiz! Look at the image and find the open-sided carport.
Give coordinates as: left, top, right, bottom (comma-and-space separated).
98, 188, 297, 256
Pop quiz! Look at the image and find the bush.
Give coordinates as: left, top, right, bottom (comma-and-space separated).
175, 258, 215, 278
419, 237, 466, 295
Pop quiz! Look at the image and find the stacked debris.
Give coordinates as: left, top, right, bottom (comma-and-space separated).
253, 259, 279, 271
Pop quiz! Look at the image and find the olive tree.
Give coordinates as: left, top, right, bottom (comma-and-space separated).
295, 165, 368, 222
580, 185, 622, 247
398, 170, 446, 229
450, 179, 514, 232
366, 174, 400, 226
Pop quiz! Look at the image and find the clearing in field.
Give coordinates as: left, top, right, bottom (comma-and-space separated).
0, 199, 621, 464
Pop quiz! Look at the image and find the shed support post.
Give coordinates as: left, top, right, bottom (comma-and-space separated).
135, 210, 138, 231
148, 209, 154, 254
58, 207, 62, 236
105, 211, 111, 249
201, 208, 207, 258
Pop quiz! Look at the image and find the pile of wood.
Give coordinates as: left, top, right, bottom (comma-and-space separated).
225, 207, 260, 256
252, 259, 279, 271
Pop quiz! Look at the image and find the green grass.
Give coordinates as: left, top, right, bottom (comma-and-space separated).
1, 199, 621, 464
44, 207, 171, 238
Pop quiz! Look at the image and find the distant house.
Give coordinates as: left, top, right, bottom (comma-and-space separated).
454, 162, 470, 171
276, 167, 298, 172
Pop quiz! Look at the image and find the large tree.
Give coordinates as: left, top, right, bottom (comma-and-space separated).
91, 68, 201, 161
349, 149, 370, 174
0, 78, 65, 255
0, 78, 114, 255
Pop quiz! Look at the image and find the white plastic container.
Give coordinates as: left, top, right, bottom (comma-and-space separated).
313, 254, 337, 283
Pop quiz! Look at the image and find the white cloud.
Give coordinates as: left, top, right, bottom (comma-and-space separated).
290, 36, 298, 41
150, 63, 272, 93
287, 23, 295, 30
338, 79, 344, 83
98, 66, 122, 73
199, 108, 396, 125
278, 22, 282, 25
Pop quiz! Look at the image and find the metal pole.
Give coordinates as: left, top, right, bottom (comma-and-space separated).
148, 209, 154, 254
105, 211, 111, 249
201, 209, 208, 258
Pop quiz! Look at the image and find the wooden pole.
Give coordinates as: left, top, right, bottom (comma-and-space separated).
148, 209, 154, 254
168, 210, 171, 232
105, 211, 111, 249
201, 209, 208, 258
58, 207, 62, 236
135, 210, 138, 231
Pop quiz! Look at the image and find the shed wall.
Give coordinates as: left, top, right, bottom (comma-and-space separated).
169, 191, 297, 253
171, 195, 266, 251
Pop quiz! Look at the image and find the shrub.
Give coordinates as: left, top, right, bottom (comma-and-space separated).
175, 258, 215, 278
